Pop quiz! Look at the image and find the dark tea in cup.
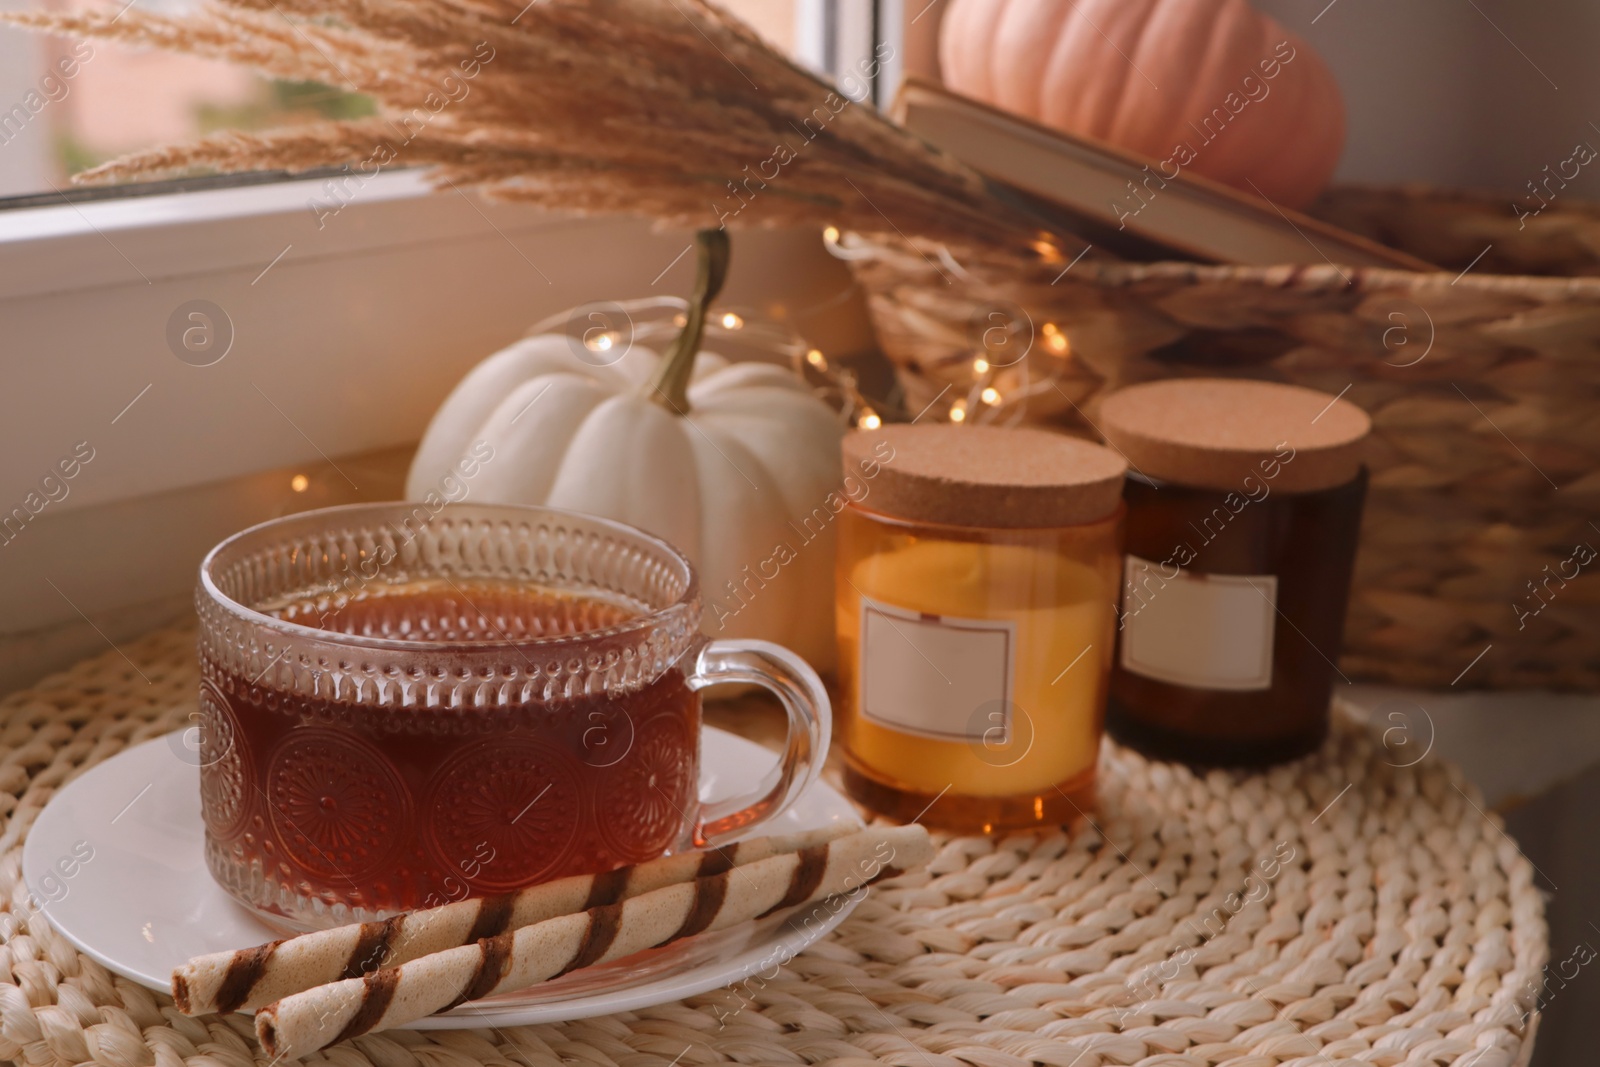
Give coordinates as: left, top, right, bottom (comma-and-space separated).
196, 504, 829, 929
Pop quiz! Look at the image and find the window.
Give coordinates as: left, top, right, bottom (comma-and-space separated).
0, 0, 814, 202
0, 0, 368, 200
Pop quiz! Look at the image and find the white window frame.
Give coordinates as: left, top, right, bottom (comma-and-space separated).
796, 0, 944, 107
0, 169, 867, 667
0, 169, 718, 512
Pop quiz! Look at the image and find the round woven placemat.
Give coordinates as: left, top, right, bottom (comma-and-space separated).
0, 626, 1547, 1067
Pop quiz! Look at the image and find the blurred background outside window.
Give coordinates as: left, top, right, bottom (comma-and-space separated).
0, 0, 798, 201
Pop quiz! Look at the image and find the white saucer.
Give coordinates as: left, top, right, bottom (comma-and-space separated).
23, 728, 861, 1028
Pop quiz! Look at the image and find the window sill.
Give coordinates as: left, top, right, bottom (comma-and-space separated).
0, 172, 869, 517
0, 170, 602, 301
0, 170, 874, 647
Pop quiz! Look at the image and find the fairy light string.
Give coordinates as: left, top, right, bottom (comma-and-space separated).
818, 224, 1079, 428
524, 226, 1076, 430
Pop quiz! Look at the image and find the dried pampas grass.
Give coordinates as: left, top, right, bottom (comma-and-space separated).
3, 0, 1062, 254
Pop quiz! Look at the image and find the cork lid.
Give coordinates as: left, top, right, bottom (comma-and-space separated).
1098, 378, 1370, 493
842, 424, 1127, 528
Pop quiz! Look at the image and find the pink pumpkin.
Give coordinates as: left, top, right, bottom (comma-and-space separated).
939, 0, 1346, 209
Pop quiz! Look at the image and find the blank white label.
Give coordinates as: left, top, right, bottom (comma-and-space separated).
859, 596, 1016, 741
1119, 556, 1277, 691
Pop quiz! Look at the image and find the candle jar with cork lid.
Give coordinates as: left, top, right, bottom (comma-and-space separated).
834, 424, 1126, 832
1098, 378, 1371, 767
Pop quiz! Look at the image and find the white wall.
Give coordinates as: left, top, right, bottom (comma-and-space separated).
1253, 0, 1600, 200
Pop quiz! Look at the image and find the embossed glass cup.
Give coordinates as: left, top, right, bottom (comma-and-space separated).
195, 502, 830, 930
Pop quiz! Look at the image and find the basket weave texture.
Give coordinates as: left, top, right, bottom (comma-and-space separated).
847, 184, 1600, 691
0, 626, 1547, 1067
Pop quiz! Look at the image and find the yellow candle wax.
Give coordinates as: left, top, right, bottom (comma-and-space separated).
837, 536, 1115, 798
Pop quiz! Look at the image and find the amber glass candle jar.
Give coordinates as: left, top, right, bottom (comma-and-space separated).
1098, 379, 1371, 767
835, 425, 1126, 832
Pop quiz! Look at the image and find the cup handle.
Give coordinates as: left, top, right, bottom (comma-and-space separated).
688, 638, 832, 847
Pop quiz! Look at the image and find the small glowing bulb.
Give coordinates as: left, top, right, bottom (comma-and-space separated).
1041, 322, 1060, 336
805, 348, 826, 368
585, 331, 615, 352
720, 312, 743, 330
823, 225, 841, 243
290, 474, 309, 493
673, 313, 688, 327
1047, 333, 1069, 354
981, 386, 1002, 405
858, 409, 882, 430
973, 357, 990, 375
1030, 238, 1063, 264
949, 399, 967, 423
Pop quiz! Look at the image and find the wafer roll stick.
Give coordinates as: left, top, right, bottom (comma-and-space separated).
255, 825, 932, 1060
174, 825, 855, 1016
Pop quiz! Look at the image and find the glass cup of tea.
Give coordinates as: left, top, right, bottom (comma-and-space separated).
194, 502, 831, 930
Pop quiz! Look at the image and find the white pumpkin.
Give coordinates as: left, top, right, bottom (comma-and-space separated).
405, 237, 844, 670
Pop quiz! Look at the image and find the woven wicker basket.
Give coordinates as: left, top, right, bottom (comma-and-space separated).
845, 184, 1600, 691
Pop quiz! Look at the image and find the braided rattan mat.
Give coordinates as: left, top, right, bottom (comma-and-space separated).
0, 625, 1547, 1067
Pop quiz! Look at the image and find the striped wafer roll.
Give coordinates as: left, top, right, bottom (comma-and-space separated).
255, 825, 932, 1059
174, 825, 855, 1016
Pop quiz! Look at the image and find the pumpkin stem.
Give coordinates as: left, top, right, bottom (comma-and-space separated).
648, 228, 731, 414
